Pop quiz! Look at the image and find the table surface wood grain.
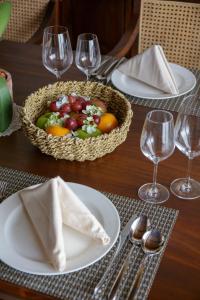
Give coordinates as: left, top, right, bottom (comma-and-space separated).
0, 41, 199, 300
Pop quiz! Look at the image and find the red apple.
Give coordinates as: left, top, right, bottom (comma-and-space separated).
90, 98, 107, 113
64, 118, 78, 130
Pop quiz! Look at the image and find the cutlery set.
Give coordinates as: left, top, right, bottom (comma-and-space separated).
91, 57, 126, 84
93, 215, 165, 299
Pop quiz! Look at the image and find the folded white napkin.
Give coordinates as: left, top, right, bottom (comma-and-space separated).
118, 45, 179, 95
19, 177, 110, 271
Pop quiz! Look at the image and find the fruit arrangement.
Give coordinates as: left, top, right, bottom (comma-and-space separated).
22, 81, 132, 161
36, 94, 118, 139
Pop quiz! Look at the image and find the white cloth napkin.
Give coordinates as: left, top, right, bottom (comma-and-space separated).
118, 45, 179, 95
19, 177, 110, 271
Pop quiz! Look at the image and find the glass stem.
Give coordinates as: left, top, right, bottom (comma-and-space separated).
53, 68, 61, 80
55, 72, 61, 80
152, 162, 158, 194
186, 157, 193, 188
86, 73, 90, 81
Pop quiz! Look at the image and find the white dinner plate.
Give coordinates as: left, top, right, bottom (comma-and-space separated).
0, 182, 120, 275
111, 63, 196, 99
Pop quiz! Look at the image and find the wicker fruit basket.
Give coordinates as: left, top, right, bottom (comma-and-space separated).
21, 81, 133, 161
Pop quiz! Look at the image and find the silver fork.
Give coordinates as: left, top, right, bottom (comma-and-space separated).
0, 180, 7, 198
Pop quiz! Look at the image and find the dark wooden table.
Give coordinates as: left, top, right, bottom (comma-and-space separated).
0, 41, 199, 300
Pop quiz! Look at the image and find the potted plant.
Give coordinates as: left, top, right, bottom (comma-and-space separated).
0, 1, 13, 132
0, 1, 11, 36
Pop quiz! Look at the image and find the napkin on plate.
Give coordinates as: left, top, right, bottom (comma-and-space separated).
19, 176, 110, 271
118, 45, 179, 95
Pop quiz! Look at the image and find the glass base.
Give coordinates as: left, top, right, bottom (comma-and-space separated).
138, 183, 169, 204
170, 178, 200, 200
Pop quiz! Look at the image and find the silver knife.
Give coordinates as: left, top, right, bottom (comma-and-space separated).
92, 214, 137, 298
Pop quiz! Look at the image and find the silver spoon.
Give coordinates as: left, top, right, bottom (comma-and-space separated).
127, 229, 165, 300
108, 215, 150, 300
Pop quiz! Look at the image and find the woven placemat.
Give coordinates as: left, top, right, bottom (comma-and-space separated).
0, 167, 178, 300
109, 68, 200, 113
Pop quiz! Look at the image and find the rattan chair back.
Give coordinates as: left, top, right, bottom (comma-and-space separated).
1, 0, 50, 42
139, 0, 200, 69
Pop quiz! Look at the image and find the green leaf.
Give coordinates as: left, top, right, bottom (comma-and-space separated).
0, 1, 11, 37
0, 77, 12, 132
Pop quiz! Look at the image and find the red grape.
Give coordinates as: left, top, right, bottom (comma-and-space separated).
68, 95, 77, 104
76, 113, 87, 127
60, 103, 71, 114
93, 115, 100, 125
81, 100, 91, 110
77, 97, 87, 108
49, 101, 59, 112
71, 100, 82, 112
64, 118, 78, 130
59, 111, 67, 118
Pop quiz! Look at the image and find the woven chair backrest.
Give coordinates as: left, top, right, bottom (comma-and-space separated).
1, 0, 49, 43
139, 0, 200, 69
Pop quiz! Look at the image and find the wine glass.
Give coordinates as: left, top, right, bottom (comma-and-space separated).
138, 110, 175, 203
42, 26, 73, 80
170, 94, 200, 199
75, 33, 101, 80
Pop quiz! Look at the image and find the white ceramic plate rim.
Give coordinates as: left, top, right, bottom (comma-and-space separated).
111, 63, 196, 99
0, 182, 120, 276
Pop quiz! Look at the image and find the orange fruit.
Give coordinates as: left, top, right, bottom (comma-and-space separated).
98, 113, 118, 133
46, 125, 70, 136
